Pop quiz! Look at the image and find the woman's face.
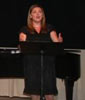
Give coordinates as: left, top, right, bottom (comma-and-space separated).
30, 7, 43, 23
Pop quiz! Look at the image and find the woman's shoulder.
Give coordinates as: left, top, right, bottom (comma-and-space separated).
46, 24, 56, 32
19, 26, 29, 34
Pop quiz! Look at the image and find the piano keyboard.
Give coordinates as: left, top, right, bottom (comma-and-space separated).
0, 47, 21, 54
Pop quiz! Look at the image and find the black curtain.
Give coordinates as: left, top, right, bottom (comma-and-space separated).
0, 0, 84, 49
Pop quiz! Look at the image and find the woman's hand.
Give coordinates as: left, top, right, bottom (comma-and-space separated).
50, 31, 63, 42
19, 32, 27, 41
58, 32, 63, 42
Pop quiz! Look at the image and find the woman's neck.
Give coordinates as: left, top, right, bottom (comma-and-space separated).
33, 22, 41, 33
33, 21, 41, 27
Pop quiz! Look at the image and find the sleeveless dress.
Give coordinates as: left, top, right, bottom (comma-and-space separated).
19, 24, 58, 95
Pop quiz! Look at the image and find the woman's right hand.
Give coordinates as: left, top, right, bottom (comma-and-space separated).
19, 32, 27, 41
58, 32, 63, 42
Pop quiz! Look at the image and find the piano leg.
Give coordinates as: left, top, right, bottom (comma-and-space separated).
64, 78, 74, 100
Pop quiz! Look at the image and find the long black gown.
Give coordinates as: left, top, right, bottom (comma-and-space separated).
19, 25, 58, 95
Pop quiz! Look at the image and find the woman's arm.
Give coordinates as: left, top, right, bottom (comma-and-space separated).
50, 31, 63, 42
19, 32, 27, 41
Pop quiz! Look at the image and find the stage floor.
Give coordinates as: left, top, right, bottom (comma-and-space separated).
0, 97, 31, 100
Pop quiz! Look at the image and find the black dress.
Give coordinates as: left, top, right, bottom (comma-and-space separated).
19, 24, 58, 95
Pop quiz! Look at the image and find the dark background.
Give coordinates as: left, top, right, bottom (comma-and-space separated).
0, 0, 85, 49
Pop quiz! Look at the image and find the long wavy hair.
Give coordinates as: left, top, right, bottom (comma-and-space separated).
27, 4, 47, 34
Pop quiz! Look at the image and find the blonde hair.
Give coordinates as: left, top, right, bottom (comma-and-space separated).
27, 4, 47, 33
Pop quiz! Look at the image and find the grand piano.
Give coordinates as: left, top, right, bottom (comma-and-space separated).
0, 43, 80, 100
55, 50, 80, 100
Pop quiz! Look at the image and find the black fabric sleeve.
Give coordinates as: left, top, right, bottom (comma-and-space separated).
47, 24, 57, 33
18, 26, 28, 35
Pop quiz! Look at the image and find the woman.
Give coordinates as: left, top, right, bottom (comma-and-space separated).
19, 4, 63, 100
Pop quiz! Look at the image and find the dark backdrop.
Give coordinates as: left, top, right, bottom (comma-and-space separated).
0, 0, 85, 49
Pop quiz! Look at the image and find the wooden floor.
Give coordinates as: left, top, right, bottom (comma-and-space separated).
0, 96, 57, 100
0, 97, 31, 100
